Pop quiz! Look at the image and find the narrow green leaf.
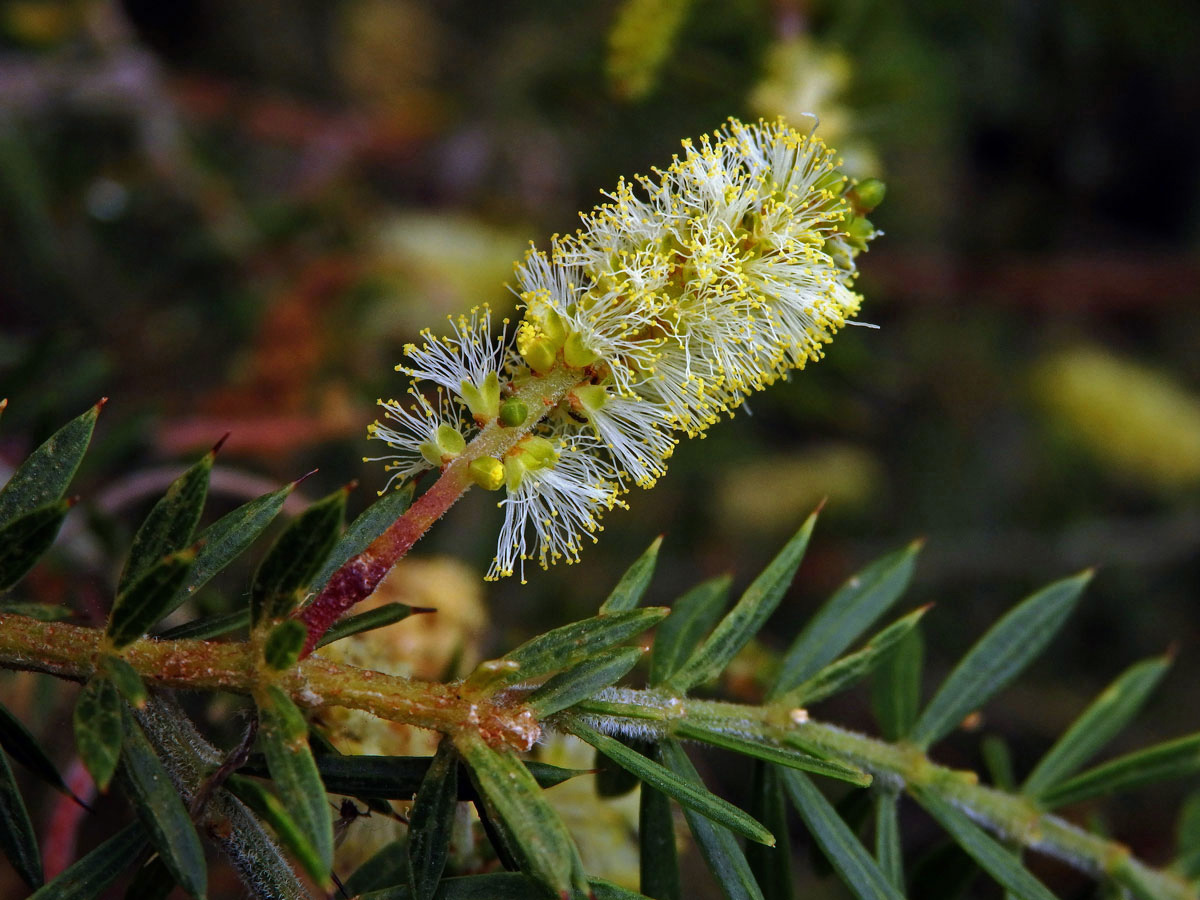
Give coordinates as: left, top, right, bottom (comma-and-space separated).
668, 515, 817, 692
262, 619, 308, 670
673, 721, 871, 787
171, 481, 294, 610
911, 785, 1058, 900
455, 731, 586, 896
358, 872, 654, 899
251, 487, 348, 624
770, 540, 921, 700
527, 646, 645, 717
156, 608, 250, 641
871, 627, 923, 741
255, 684, 334, 877
473, 607, 668, 690
0, 499, 70, 591
0, 701, 75, 800
782, 770, 906, 900
223, 774, 328, 887
777, 606, 929, 708
471, 793, 522, 872
599, 536, 663, 614
0, 747, 41, 888
982, 736, 1017, 792
307, 483, 413, 594
811, 789, 873, 877
649, 575, 731, 686
237, 752, 587, 799
73, 676, 122, 791
910, 572, 1091, 750
100, 655, 147, 709
746, 762, 793, 900
28, 821, 146, 900
874, 791, 903, 888
570, 719, 775, 845
123, 855, 175, 900
119, 709, 206, 898
1038, 732, 1200, 809
0, 602, 73, 621
106, 547, 197, 648
407, 741, 459, 900
315, 602, 414, 649
1174, 790, 1200, 880
118, 447, 214, 593
1023, 655, 1171, 799
658, 739, 766, 900
342, 840, 407, 895
639, 752, 681, 900
0, 400, 99, 526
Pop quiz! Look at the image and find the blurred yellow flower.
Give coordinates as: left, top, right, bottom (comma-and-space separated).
716, 443, 882, 533
606, 0, 693, 100
1032, 345, 1200, 489
750, 36, 882, 178
364, 212, 526, 335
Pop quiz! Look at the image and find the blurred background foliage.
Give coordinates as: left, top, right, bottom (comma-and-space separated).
1, 0, 1199, 896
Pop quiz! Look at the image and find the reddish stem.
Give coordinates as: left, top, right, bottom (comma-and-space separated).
298, 462, 471, 655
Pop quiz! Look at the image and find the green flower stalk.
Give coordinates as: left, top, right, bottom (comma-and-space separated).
304, 116, 877, 646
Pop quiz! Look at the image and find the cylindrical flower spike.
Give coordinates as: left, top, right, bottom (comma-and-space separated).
368, 116, 877, 582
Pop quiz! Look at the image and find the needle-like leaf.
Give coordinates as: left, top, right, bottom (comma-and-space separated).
599, 535, 663, 614
668, 514, 818, 692
783, 771, 905, 900
569, 718, 775, 846
771, 540, 921, 700
0, 400, 100, 527
910, 572, 1090, 750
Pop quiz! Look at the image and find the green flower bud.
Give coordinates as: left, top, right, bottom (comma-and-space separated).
844, 216, 875, 251
436, 423, 467, 455
563, 332, 600, 368
468, 456, 506, 491
517, 435, 557, 468
499, 399, 529, 427
572, 384, 609, 413
419, 423, 467, 467
851, 177, 886, 212
539, 308, 567, 343
419, 441, 444, 467
522, 339, 558, 373
459, 371, 502, 421
503, 455, 527, 492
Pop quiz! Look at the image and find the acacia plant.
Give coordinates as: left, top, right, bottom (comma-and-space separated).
2, 118, 1199, 900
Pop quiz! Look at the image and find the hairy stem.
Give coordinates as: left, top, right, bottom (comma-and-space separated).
573, 690, 1196, 900
1, 615, 1190, 897
297, 365, 586, 653
0, 614, 540, 751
